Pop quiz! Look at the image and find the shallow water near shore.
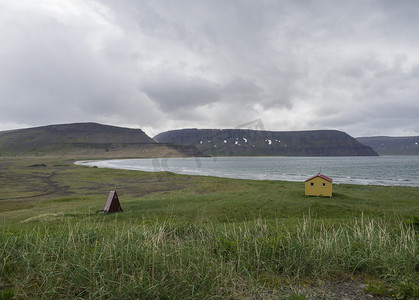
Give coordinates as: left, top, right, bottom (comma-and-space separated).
77, 156, 419, 187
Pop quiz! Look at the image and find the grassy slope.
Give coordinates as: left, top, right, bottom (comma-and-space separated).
0, 157, 418, 299
1, 158, 418, 224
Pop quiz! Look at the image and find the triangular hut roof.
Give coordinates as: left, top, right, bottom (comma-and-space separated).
305, 173, 333, 183
102, 190, 123, 213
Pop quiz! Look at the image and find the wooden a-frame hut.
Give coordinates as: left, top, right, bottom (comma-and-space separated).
102, 190, 123, 213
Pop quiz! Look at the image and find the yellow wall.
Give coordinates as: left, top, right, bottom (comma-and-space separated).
305, 177, 332, 197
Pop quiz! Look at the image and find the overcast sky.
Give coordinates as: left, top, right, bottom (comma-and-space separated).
1, 0, 419, 137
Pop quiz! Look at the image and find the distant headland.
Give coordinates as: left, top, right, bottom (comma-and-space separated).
154, 128, 378, 156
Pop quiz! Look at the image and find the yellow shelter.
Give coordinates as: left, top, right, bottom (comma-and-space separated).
305, 173, 333, 197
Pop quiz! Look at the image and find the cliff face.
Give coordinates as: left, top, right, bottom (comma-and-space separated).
357, 136, 419, 155
0, 123, 201, 158
154, 129, 378, 156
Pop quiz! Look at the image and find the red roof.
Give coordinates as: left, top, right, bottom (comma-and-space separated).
305, 173, 333, 183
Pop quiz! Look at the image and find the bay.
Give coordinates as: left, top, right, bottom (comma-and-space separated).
76, 156, 419, 187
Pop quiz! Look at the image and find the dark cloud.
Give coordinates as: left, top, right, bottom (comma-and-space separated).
141, 72, 221, 112
1, 0, 419, 137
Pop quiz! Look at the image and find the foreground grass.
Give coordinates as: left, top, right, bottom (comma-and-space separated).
0, 158, 418, 299
1, 215, 418, 299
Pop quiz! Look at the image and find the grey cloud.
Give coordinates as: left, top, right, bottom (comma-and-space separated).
141, 73, 221, 112
221, 77, 264, 101
0, 1, 162, 128
306, 53, 419, 136
1, 0, 419, 137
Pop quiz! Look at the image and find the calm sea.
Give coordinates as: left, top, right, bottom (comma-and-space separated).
76, 156, 419, 187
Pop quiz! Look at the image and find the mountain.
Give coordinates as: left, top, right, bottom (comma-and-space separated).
357, 136, 419, 155
0, 122, 201, 158
154, 129, 378, 156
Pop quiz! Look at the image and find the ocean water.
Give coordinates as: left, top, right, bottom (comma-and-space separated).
76, 156, 419, 187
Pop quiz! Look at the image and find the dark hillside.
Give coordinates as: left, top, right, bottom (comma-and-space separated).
0, 123, 200, 157
154, 129, 378, 156
357, 136, 419, 155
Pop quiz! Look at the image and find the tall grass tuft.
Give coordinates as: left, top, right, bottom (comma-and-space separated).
1, 216, 417, 299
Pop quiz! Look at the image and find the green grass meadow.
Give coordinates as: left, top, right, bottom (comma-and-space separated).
0, 158, 418, 299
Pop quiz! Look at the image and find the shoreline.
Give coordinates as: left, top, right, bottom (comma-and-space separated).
75, 156, 419, 187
